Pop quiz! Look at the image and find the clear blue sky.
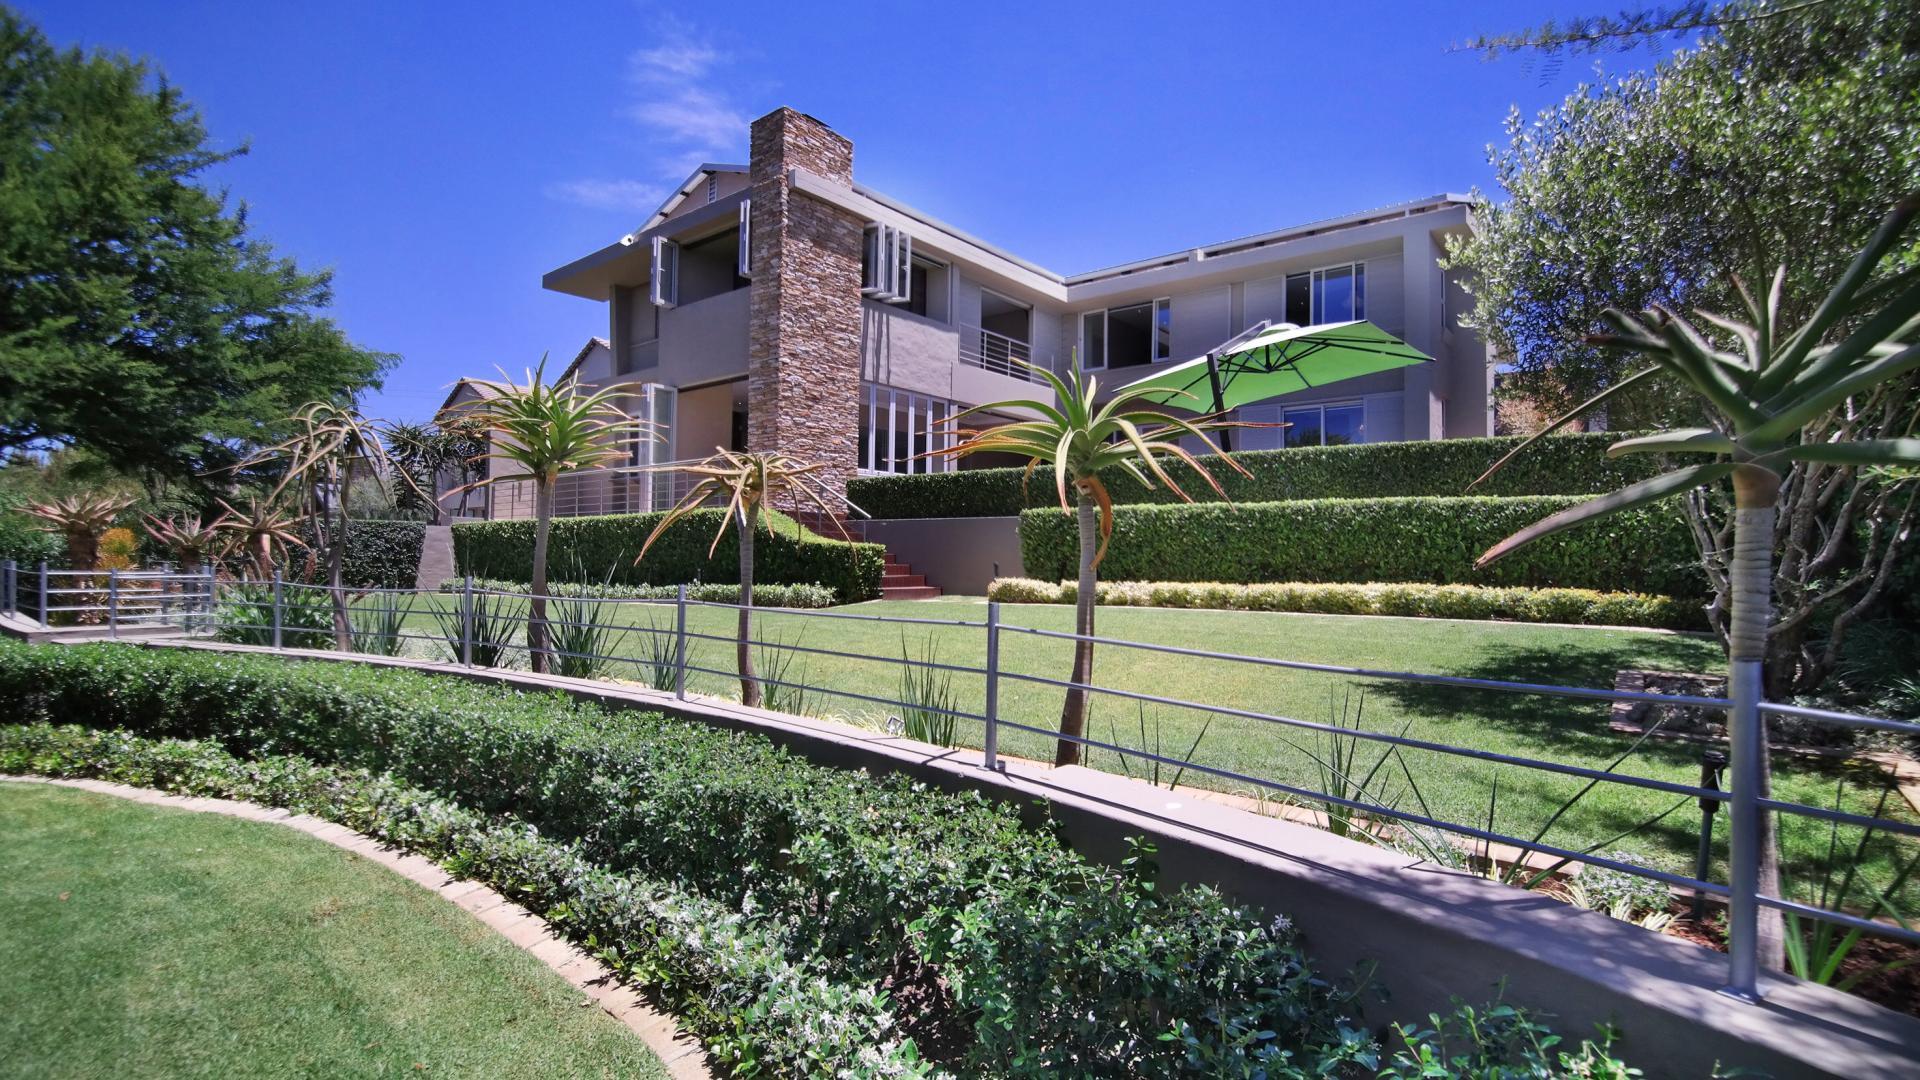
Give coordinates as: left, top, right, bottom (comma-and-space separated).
27, 1, 1662, 422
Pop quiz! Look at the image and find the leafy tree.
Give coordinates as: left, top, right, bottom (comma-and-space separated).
636, 450, 850, 708
1477, 198, 1920, 972
446, 359, 645, 674
928, 364, 1244, 766
1445, 0, 1919, 426
386, 416, 487, 523
0, 8, 391, 487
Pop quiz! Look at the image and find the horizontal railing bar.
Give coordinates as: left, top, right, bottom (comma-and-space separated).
989, 713, 1726, 895
686, 599, 979, 627
678, 628, 989, 676
998, 622, 1734, 710
1756, 894, 1920, 946
1761, 798, 1920, 839
677, 661, 991, 724
1759, 700, 1920, 736
995, 667, 1727, 802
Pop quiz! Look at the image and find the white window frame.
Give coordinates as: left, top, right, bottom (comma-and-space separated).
1280, 399, 1366, 448
1080, 298, 1172, 371
736, 199, 752, 279
1284, 261, 1366, 326
649, 236, 679, 308
859, 383, 954, 475
861, 223, 911, 303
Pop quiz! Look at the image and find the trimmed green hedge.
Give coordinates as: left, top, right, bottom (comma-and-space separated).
0, 642, 1379, 1076
1019, 495, 1701, 597
453, 509, 884, 603
292, 520, 426, 590
850, 433, 1655, 519
987, 578, 1702, 630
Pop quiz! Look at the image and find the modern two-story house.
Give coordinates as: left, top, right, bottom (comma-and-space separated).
470, 106, 1492, 521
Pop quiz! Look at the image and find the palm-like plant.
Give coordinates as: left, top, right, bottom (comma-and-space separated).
446, 357, 651, 674
235, 402, 424, 648
212, 496, 308, 580
925, 361, 1247, 766
635, 449, 851, 708
1474, 196, 1920, 974
142, 513, 226, 573
25, 492, 137, 572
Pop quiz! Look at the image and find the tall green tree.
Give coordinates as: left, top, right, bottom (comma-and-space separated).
1446, 0, 1919, 426
0, 8, 390, 487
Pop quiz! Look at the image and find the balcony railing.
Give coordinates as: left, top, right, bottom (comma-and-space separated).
959, 325, 1040, 381
483, 461, 717, 520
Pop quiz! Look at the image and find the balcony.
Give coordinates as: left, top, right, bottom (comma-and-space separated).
958, 325, 1036, 381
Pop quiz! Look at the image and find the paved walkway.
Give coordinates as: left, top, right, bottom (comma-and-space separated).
0, 774, 712, 1080
414, 525, 455, 592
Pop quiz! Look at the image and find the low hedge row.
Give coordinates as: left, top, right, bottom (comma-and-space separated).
1019, 495, 1701, 597
0, 719, 1645, 1080
849, 433, 1655, 519
0, 642, 1374, 1077
0, 724, 933, 1078
435, 577, 838, 609
453, 509, 883, 603
987, 578, 1703, 630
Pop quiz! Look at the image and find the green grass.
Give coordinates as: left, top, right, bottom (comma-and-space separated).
369, 593, 1917, 908
0, 783, 669, 1080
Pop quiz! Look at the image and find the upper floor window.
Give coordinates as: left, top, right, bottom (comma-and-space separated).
1282, 263, 1366, 326
862, 223, 911, 303
1283, 400, 1366, 447
1081, 298, 1170, 370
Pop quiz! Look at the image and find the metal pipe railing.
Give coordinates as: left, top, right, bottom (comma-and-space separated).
79, 573, 1915, 1005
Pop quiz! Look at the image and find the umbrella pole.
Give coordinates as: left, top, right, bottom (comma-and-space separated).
1205, 352, 1232, 452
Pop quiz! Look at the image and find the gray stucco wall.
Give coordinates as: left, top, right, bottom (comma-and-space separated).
859, 516, 1023, 594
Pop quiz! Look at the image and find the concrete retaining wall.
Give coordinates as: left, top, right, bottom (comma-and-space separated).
858, 516, 1023, 595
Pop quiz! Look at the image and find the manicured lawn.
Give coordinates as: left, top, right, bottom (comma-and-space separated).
0, 783, 669, 1080
367, 593, 1917, 905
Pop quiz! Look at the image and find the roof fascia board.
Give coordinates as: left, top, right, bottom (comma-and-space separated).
791, 168, 1069, 303
543, 194, 748, 299
1064, 194, 1472, 286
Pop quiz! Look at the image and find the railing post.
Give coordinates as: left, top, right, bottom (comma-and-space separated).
107, 568, 120, 639
673, 584, 689, 701
2, 559, 14, 617
982, 600, 1001, 771
1723, 660, 1764, 1001
37, 561, 49, 627
203, 565, 216, 633
460, 574, 475, 668
271, 571, 284, 650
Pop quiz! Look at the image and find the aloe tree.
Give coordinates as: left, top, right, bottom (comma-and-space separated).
142, 513, 225, 573
446, 357, 649, 674
926, 362, 1246, 766
635, 450, 851, 708
25, 492, 136, 572
236, 402, 422, 648
1474, 196, 1920, 974
212, 496, 307, 580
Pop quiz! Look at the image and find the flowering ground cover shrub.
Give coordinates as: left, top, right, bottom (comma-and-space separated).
987, 578, 1700, 630
0, 641, 1648, 1078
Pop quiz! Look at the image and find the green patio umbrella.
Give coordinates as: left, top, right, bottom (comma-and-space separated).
1118, 319, 1432, 448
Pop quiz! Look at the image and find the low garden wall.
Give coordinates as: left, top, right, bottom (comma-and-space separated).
452, 508, 885, 603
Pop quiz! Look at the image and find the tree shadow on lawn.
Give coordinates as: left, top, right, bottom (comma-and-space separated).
1363, 635, 1725, 769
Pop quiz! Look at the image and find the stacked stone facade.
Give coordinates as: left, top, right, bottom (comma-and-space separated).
746, 108, 864, 496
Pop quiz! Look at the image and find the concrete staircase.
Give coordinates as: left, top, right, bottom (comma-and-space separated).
880, 557, 941, 601
415, 525, 456, 591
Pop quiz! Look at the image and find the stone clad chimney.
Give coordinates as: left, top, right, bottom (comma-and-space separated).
746, 108, 863, 496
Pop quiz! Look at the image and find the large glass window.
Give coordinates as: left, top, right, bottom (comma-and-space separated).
1082, 298, 1170, 370
859, 384, 955, 474
1282, 401, 1367, 447
1282, 263, 1366, 326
